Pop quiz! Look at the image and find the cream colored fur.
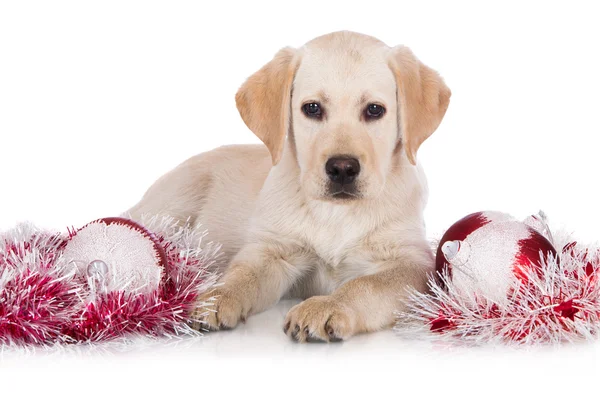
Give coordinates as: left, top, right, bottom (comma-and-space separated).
127, 31, 450, 342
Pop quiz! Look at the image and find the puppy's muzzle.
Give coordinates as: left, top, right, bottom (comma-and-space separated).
325, 156, 360, 198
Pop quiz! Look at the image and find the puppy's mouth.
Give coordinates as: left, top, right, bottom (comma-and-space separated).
327, 183, 360, 200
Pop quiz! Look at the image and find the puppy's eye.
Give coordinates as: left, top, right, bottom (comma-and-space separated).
365, 103, 385, 120
302, 102, 322, 119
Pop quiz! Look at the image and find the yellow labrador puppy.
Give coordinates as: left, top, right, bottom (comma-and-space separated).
128, 31, 450, 342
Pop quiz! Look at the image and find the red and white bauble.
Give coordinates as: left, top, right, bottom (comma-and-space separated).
435, 211, 557, 304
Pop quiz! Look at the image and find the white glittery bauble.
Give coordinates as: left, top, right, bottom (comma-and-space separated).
447, 220, 532, 304
62, 218, 165, 294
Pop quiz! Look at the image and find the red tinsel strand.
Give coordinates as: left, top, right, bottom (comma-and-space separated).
1, 230, 81, 346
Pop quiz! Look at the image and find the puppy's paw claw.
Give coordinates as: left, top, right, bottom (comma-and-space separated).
283, 296, 355, 343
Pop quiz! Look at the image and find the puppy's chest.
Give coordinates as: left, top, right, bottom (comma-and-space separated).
302, 214, 373, 273
305, 228, 379, 294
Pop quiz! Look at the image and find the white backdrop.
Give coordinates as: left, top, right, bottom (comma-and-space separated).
1, 1, 599, 399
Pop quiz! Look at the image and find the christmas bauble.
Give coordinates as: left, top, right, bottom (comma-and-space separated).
435, 211, 557, 304
61, 217, 167, 295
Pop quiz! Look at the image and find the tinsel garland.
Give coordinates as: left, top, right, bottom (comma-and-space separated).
396, 230, 600, 345
0, 216, 219, 347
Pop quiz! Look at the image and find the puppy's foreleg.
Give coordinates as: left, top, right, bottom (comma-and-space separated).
193, 242, 308, 330
284, 255, 432, 342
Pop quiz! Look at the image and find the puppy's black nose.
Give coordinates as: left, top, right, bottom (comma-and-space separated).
325, 157, 360, 185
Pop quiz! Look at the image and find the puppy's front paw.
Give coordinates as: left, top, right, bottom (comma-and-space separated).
283, 296, 355, 343
190, 287, 249, 331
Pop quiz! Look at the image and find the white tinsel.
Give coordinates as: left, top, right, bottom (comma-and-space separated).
396, 229, 600, 345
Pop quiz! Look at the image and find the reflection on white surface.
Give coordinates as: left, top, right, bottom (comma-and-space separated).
2, 299, 598, 359
191, 300, 404, 357
2, 300, 600, 400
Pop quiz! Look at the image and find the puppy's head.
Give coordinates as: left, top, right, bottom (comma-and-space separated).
236, 31, 450, 202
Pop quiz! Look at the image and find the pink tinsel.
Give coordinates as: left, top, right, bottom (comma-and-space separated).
0, 216, 218, 347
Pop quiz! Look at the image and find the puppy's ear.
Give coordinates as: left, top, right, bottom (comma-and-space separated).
235, 47, 301, 165
389, 46, 451, 165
